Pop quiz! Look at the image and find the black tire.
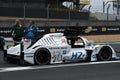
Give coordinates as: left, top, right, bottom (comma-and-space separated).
34, 48, 51, 65
97, 46, 112, 61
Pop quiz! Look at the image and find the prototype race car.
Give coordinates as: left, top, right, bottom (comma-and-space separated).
3, 33, 117, 65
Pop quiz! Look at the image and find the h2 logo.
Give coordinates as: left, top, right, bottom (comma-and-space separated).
71, 52, 84, 59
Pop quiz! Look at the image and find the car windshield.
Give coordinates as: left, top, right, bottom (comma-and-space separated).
67, 36, 85, 48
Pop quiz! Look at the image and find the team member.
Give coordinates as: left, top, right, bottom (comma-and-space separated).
11, 19, 23, 45
0, 36, 5, 50
25, 20, 37, 40
25, 20, 37, 48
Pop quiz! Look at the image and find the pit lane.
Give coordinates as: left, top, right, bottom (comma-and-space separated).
0, 43, 120, 80
0, 60, 120, 80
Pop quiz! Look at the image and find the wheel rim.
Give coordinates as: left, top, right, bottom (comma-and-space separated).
99, 47, 112, 61
101, 50, 111, 60
35, 50, 50, 64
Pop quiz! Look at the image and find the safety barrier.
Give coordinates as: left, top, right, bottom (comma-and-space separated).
0, 26, 120, 37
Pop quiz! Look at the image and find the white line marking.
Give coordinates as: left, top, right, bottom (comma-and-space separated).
0, 60, 120, 73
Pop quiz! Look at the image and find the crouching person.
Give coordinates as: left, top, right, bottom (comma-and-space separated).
0, 36, 5, 50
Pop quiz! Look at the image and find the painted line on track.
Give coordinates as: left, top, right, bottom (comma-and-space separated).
0, 60, 120, 73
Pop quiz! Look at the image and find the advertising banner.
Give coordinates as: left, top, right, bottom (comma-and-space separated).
0, 26, 120, 37
80, 0, 90, 5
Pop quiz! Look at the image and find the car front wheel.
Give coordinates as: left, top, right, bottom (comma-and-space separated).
97, 46, 112, 61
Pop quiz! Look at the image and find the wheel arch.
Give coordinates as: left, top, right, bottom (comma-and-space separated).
96, 45, 113, 61
91, 45, 116, 61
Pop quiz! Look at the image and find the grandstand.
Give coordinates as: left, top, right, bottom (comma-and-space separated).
0, 0, 120, 42
0, 0, 90, 20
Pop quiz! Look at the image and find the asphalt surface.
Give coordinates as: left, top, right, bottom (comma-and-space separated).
0, 62, 120, 80
0, 44, 120, 80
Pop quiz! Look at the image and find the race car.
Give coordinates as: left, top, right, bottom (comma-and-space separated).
3, 33, 117, 65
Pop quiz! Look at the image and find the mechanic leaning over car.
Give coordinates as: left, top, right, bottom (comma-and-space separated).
25, 20, 38, 47
11, 19, 23, 46
0, 36, 5, 50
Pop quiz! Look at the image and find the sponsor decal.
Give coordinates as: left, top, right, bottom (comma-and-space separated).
63, 50, 67, 55
80, 0, 90, 5
37, 29, 45, 32
92, 55, 97, 59
102, 27, 107, 32
49, 47, 60, 50
61, 47, 67, 49
61, 39, 66, 43
84, 26, 98, 34
0, 30, 11, 33
50, 28, 56, 33
71, 51, 84, 59
85, 26, 92, 33
107, 28, 120, 31
56, 29, 65, 32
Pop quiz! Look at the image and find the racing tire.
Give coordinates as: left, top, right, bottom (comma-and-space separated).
97, 46, 112, 61
34, 48, 51, 65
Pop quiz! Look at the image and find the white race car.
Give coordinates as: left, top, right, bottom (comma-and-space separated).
3, 33, 117, 65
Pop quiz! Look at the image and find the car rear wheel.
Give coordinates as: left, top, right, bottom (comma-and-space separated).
34, 48, 51, 65
97, 46, 112, 61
